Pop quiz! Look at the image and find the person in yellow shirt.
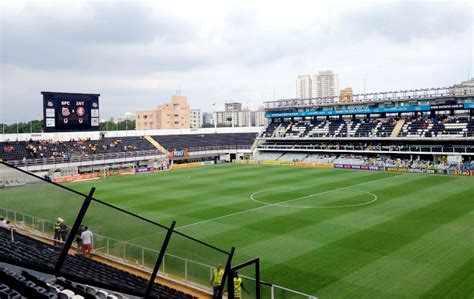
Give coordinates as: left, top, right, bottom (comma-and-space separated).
211, 264, 224, 298
233, 272, 249, 299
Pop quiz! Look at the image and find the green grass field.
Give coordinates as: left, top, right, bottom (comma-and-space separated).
3, 163, 474, 297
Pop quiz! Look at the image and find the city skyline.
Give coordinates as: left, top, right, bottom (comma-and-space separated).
1, 0, 472, 123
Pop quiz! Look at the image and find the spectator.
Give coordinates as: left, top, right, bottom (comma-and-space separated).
0, 217, 11, 230
54, 218, 63, 246
76, 225, 85, 254
59, 218, 68, 244
232, 272, 249, 299
211, 264, 224, 298
81, 226, 93, 257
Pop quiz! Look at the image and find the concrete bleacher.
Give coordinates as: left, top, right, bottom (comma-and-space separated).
153, 133, 257, 151
0, 137, 156, 162
0, 228, 196, 299
0, 132, 258, 162
262, 116, 474, 139
400, 117, 474, 138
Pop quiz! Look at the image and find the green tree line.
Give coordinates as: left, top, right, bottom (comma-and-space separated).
1, 119, 136, 133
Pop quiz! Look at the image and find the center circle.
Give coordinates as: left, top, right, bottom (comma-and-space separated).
250, 186, 378, 209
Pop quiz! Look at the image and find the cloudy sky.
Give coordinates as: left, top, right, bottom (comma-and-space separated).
1, 0, 472, 123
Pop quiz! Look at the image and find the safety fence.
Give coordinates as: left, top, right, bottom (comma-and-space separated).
0, 162, 231, 297
234, 159, 474, 176
257, 143, 474, 154
3, 145, 253, 170
0, 161, 318, 298
0, 207, 318, 298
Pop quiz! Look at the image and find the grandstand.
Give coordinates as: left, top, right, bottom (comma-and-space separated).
255, 84, 474, 173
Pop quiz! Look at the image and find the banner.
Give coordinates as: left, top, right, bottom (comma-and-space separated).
168, 148, 190, 158
171, 162, 201, 170
295, 162, 333, 168
333, 164, 383, 171
53, 172, 100, 183
455, 169, 473, 176
262, 161, 294, 166
135, 167, 155, 174
266, 105, 431, 118
106, 168, 135, 176
431, 104, 463, 110
408, 168, 426, 173
387, 167, 408, 173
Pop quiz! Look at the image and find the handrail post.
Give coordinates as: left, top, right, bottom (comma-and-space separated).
144, 220, 176, 298
54, 187, 96, 275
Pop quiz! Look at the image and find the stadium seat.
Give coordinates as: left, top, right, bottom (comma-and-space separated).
0, 228, 197, 299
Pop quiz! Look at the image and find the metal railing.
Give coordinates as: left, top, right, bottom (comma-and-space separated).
4, 145, 253, 169
262, 131, 474, 139
257, 143, 474, 154
5, 149, 166, 168
264, 86, 474, 109
0, 207, 318, 298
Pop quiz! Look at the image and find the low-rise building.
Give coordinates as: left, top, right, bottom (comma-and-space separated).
136, 95, 191, 130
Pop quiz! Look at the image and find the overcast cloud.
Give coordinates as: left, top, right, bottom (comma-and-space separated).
1, 0, 473, 123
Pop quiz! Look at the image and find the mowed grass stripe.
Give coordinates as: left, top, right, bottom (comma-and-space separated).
59, 164, 474, 298
421, 256, 474, 298
287, 183, 473, 296
122, 167, 387, 226
195, 174, 431, 249
238, 175, 465, 294
174, 171, 398, 230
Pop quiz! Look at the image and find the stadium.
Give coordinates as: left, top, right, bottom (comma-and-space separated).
1, 80, 474, 298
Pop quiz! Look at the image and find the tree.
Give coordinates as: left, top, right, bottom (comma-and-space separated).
99, 119, 135, 131
1, 119, 135, 133
1, 120, 43, 133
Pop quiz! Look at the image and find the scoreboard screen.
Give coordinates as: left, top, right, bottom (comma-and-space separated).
42, 91, 100, 132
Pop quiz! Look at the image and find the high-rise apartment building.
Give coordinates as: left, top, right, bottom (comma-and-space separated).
314, 70, 339, 98
296, 70, 339, 99
225, 102, 242, 112
190, 109, 202, 128
213, 102, 265, 127
296, 75, 312, 99
255, 107, 267, 127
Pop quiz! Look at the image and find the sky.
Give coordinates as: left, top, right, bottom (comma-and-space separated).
1, 0, 473, 123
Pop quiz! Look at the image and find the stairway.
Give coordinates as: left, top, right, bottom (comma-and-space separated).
144, 136, 170, 155
390, 119, 406, 138
284, 122, 293, 135
251, 138, 261, 152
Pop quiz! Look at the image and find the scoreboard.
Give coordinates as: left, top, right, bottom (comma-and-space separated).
42, 92, 100, 132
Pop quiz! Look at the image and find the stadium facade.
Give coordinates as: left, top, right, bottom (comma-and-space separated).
253, 80, 474, 175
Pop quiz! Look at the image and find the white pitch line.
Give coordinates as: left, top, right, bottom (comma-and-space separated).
250, 188, 378, 209
175, 173, 401, 230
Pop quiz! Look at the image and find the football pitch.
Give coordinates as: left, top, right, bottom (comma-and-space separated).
60, 163, 474, 298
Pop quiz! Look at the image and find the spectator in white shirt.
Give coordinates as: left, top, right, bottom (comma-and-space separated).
0, 217, 11, 230
80, 226, 93, 257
